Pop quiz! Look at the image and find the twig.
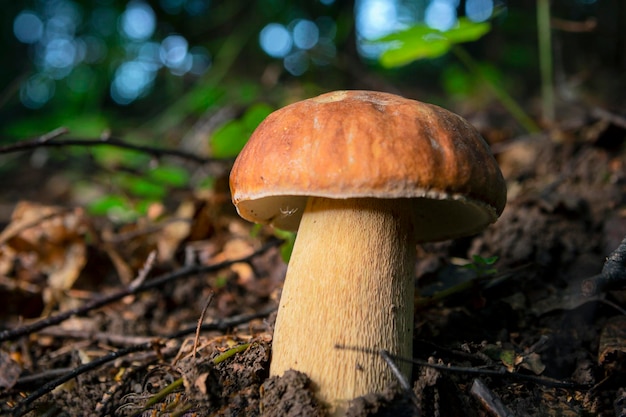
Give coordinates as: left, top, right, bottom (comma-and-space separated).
193, 292, 215, 357
0, 129, 229, 166
582, 236, 626, 296
591, 107, 626, 130
36, 307, 275, 347
10, 309, 274, 416
0, 238, 282, 342
129, 250, 157, 291
9, 341, 164, 417
380, 350, 413, 392
14, 368, 75, 388
380, 350, 420, 415
470, 379, 515, 417
37, 328, 155, 346
165, 305, 276, 339
335, 344, 591, 390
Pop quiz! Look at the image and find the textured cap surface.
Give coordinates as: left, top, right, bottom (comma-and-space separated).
229, 90, 506, 241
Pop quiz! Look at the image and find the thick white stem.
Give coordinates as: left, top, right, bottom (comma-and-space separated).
270, 197, 416, 415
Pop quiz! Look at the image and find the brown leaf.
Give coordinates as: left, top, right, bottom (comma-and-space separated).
0, 350, 21, 390
0, 202, 87, 291
157, 200, 195, 263
598, 315, 626, 372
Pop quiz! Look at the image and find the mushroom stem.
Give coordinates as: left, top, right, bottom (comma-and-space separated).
270, 197, 417, 415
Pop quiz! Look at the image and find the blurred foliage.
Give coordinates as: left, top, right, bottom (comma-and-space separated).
374, 18, 491, 67
462, 254, 499, 278
211, 103, 274, 158
0, 0, 622, 223
370, 16, 540, 132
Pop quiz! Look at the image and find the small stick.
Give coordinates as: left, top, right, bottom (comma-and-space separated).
582, 236, 626, 296
0, 238, 282, 342
470, 379, 515, 417
128, 250, 157, 291
193, 292, 214, 357
380, 349, 420, 415
9, 341, 164, 417
336, 344, 590, 390
0, 130, 223, 166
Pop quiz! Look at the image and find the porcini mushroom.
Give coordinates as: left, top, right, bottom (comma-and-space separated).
229, 90, 506, 414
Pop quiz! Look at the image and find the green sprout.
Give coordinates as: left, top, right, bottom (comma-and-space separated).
462, 254, 499, 278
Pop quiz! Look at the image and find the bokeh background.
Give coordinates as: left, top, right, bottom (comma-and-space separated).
0, 0, 624, 219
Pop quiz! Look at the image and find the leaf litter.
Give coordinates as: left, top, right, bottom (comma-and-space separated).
1, 110, 626, 416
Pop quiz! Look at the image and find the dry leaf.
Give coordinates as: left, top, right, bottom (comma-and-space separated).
0, 350, 21, 390
0, 201, 87, 295
518, 352, 546, 375
157, 200, 196, 262
598, 315, 626, 372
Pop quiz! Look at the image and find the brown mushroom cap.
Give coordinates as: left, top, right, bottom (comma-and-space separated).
230, 90, 506, 242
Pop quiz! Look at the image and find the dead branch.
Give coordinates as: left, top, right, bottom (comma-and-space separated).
582, 236, 626, 296
0, 238, 282, 342
336, 344, 592, 390
165, 305, 276, 339
8, 341, 165, 417
8, 307, 276, 416
470, 379, 515, 417
380, 350, 420, 414
193, 292, 215, 357
0, 127, 230, 166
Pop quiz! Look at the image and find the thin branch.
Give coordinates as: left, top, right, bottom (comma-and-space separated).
0, 238, 282, 342
193, 292, 215, 357
165, 305, 276, 339
0, 129, 231, 166
335, 344, 592, 390
380, 350, 420, 415
591, 107, 626, 130
37, 328, 155, 346
9, 308, 275, 416
582, 236, 626, 296
9, 341, 164, 417
13, 367, 75, 388
129, 250, 157, 291
470, 379, 515, 417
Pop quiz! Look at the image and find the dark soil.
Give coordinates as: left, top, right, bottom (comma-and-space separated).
1, 108, 626, 416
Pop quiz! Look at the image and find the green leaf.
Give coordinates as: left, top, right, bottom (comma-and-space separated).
148, 165, 190, 187
375, 18, 492, 68
499, 349, 517, 369
442, 19, 491, 44
273, 228, 296, 263
380, 36, 450, 67
211, 103, 273, 158
242, 103, 273, 131
87, 194, 130, 216
442, 64, 473, 96
119, 175, 167, 199
472, 254, 499, 266
3, 113, 110, 139
89, 145, 150, 168
211, 121, 246, 158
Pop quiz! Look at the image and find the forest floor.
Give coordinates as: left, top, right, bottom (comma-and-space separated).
1, 103, 626, 417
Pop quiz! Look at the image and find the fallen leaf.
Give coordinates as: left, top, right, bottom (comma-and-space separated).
0, 202, 87, 308
157, 200, 195, 262
598, 315, 626, 372
0, 350, 21, 390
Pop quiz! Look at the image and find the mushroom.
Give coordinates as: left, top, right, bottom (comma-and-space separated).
229, 90, 506, 414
